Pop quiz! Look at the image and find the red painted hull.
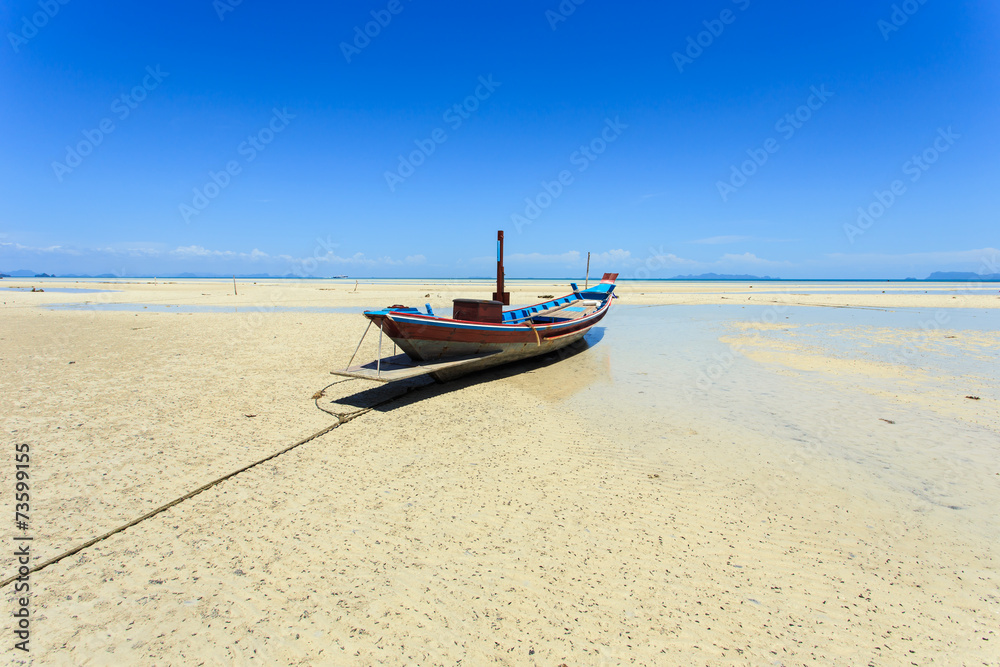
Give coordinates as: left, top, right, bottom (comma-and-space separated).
365, 297, 612, 363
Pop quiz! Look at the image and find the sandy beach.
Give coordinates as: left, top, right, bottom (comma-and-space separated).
2, 278, 998, 664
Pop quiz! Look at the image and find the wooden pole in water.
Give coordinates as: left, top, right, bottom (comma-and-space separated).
585, 252, 590, 289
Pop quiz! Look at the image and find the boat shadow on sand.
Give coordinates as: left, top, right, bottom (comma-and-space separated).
320, 327, 606, 415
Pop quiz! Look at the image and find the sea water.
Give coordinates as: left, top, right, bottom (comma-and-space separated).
513, 304, 1000, 542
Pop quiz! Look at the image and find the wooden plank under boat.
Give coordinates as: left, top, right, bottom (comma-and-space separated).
330, 352, 503, 383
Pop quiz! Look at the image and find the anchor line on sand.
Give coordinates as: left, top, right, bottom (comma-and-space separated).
0, 379, 426, 590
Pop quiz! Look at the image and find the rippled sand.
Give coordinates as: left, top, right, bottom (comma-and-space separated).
1, 279, 998, 664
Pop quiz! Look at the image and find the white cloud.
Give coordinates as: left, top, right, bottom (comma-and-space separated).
652, 252, 700, 267
170, 245, 211, 257
93, 243, 166, 257
11, 234, 994, 280
588, 249, 633, 266
170, 245, 271, 260
0, 241, 81, 255
1, 240, 426, 271
600, 248, 699, 270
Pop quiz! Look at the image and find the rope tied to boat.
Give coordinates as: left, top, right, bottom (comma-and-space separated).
524, 319, 541, 346
345, 320, 373, 368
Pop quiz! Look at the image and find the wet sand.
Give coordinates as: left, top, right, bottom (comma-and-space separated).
1, 279, 998, 664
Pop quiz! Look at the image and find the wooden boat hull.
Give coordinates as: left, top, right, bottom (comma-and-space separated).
332, 276, 617, 383
367, 301, 607, 359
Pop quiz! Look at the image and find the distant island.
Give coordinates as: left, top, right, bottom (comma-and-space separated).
2, 270, 43, 277
1, 270, 58, 277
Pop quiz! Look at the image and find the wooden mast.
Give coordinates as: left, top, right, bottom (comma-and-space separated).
493, 230, 510, 305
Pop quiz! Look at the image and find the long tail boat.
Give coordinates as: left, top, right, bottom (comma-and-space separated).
331, 232, 617, 383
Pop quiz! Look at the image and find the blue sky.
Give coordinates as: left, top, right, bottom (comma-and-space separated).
1, 0, 997, 279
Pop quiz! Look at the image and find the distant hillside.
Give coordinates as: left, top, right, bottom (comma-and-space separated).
667, 273, 775, 280
925, 272, 1000, 281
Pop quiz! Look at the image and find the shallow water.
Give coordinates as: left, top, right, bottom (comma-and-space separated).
523, 304, 1000, 539
707, 289, 999, 296
709, 287, 999, 295
0, 286, 117, 294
